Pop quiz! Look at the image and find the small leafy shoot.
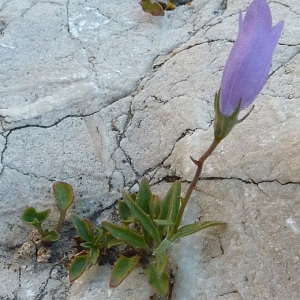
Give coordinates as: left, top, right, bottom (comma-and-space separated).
53, 181, 74, 232
102, 221, 149, 251
123, 192, 161, 245
73, 215, 94, 243
21, 207, 50, 237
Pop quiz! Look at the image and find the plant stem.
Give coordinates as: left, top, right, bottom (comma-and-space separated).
55, 211, 66, 232
34, 223, 47, 238
174, 138, 220, 232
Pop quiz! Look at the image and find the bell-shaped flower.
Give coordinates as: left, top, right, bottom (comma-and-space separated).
219, 0, 284, 117
214, 0, 284, 141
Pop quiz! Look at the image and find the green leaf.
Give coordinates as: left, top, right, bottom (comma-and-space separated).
53, 181, 74, 213
42, 229, 60, 242
21, 207, 50, 224
118, 200, 134, 224
80, 241, 95, 249
137, 178, 152, 215
73, 215, 94, 242
155, 252, 168, 277
149, 195, 161, 219
110, 255, 140, 288
93, 229, 103, 248
159, 181, 181, 221
153, 219, 174, 226
145, 263, 169, 297
168, 181, 181, 224
100, 232, 125, 249
153, 238, 172, 255
102, 221, 149, 251
89, 247, 100, 265
170, 221, 226, 242
139, 0, 165, 16
69, 254, 90, 282
123, 192, 161, 245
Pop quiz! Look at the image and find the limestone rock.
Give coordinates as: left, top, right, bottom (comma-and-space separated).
0, 0, 299, 299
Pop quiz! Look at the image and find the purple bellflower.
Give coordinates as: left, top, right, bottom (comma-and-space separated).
214, 0, 284, 141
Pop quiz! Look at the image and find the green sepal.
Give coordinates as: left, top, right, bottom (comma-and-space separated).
213, 90, 241, 141
145, 263, 169, 297
53, 181, 74, 213
69, 253, 90, 282
170, 221, 226, 242
118, 200, 134, 224
21, 207, 50, 225
110, 255, 140, 288
137, 178, 152, 215
42, 229, 60, 242
73, 215, 94, 242
102, 221, 149, 251
123, 192, 161, 245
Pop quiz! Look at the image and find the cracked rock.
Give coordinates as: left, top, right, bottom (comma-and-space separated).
0, 0, 299, 299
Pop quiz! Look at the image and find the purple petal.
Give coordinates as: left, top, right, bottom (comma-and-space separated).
219, 0, 284, 116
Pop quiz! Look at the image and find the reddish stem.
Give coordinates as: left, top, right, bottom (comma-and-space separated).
174, 138, 220, 231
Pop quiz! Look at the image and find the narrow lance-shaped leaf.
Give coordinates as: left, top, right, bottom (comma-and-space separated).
168, 181, 181, 224
118, 200, 134, 224
102, 221, 149, 251
110, 255, 140, 288
153, 219, 174, 226
159, 181, 181, 221
170, 221, 226, 243
149, 195, 161, 220
137, 178, 152, 214
123, 192, 161, 245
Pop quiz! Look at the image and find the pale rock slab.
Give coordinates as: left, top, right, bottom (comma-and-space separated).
0, 0, 299, 299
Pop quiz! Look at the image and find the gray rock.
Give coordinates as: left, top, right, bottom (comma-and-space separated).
0, 0, 299, 299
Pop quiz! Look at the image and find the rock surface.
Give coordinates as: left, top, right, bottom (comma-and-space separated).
0, 0, 299, 299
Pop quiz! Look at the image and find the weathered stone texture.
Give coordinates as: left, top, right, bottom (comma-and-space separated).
0, 0, 299, 299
